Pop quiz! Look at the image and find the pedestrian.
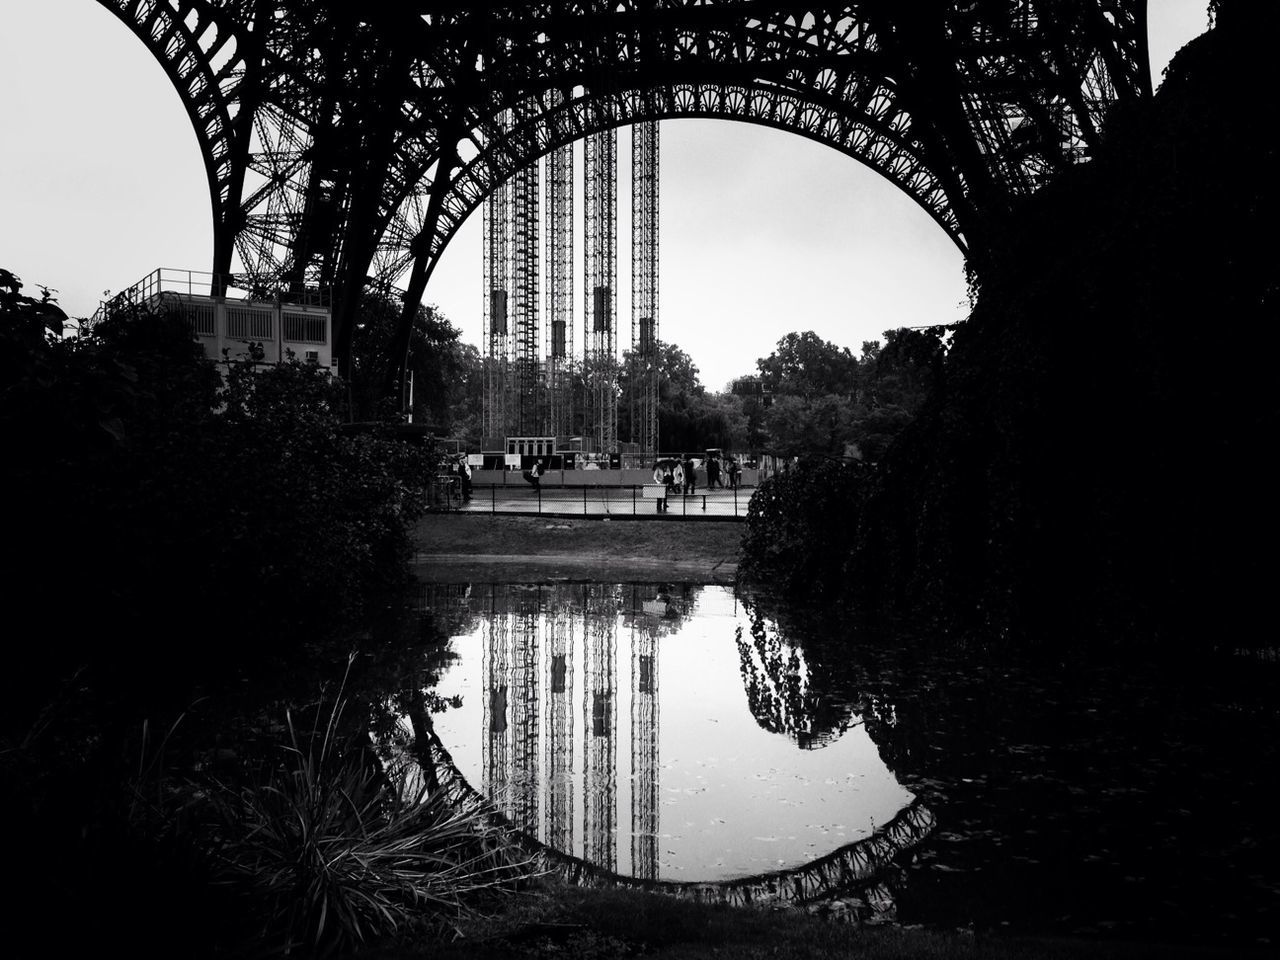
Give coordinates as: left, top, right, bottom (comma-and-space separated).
523, 458, 544, 491
682, 454, 696, 496
707, 455, 721, 490
661, 465, 676, 512
727, 457, 741, 490
458, 454, 472, 500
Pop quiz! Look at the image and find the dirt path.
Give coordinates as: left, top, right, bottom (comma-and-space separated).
412, 514, 743, 583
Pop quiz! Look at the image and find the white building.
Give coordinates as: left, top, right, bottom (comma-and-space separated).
96, 268, 334, 369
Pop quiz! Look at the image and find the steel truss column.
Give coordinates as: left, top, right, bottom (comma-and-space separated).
546, 141, 575, 441
584, 130, 619, 459
512, 150, 542, 437
483, 157, 512, 444
630, 121, 660, 461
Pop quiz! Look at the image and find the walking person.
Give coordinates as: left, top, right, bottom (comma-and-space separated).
661, 465, 676, 512
523, 458, 544, 491
727, 457, 741, 490
458, 454, 472, 501
682, 454, 697, 496
707, 455, 721, 490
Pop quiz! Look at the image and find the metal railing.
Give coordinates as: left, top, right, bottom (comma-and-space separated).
95, 267, 332, 324
431, 483, 753, 519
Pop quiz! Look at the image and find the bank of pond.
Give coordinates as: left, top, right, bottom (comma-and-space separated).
5, 580, 1276, 957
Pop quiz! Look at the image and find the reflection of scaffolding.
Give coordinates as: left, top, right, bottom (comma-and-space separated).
510, 589, 541, 833
544, 599, 575, 854
481, 590, 511, 813
629, 120, 660, 460
472, 584, 671, 879
629, 587, 660, 880
583, 130, 618, 456
583, 583, 617, 872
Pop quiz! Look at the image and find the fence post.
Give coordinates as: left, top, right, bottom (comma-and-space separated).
734, 487, 738, 516
702, 494, 707, 512
583, 485, 587, 516
538, 486, 542, 514
632, 486, 636, 515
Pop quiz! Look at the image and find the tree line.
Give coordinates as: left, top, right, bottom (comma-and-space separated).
381, 287, 947, 460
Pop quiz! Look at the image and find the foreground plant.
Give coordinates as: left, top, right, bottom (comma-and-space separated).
203, 700, 533, 956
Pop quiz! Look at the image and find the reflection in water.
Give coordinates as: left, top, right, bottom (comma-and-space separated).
422, 584, 913, 883
476, 585, 693, 880
397, 583, 1280, 942
736, 610, 858, 750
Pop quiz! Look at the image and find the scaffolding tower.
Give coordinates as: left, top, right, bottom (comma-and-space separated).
482, 154, 511, 441
546, 141, 574, 439
629, 121, 660, 460
512, 151, 542, 436
583, 130, 618, 457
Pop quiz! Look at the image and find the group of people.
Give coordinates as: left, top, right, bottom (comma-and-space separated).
658, 454, 743, 509
703, 454, 742, 491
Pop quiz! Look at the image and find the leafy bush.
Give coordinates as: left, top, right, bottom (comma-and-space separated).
1, 296, 435, 723
739, 458, 871, 600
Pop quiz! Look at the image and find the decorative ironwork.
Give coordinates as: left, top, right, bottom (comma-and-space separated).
97, 2, 1151, 378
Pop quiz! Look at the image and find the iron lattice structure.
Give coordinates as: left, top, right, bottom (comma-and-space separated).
482, 170, 511, 441
583, 130, 619, 456
630, 121, 660, 460
97, 1, 1151, 378
546, 141, 575, 440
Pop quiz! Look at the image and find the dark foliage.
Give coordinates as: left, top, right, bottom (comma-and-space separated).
0, 286, 464, 955
742, 7, 1279, 654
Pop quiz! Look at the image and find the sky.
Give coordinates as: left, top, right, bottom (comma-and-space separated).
1, 0, 1210, 391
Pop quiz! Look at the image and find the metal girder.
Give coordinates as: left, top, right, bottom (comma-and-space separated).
96, 1, 1151, 376
630, 120, 660, 460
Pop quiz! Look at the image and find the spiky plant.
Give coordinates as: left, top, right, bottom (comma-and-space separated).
204, 701, 532, 956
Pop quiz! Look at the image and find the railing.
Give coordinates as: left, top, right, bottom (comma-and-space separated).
96, 267, 331, 322
431, 483, 754, 519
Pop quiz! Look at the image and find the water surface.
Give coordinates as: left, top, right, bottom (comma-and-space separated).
423, 583, 912, 881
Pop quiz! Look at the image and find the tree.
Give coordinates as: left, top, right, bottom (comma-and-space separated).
349, 288, 474, 426
756, 331, 859, 400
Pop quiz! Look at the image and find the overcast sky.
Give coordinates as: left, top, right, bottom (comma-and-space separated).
1, 1, 1209, 390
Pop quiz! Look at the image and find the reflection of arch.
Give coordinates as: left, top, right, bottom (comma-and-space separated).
98, 2, 1151, 369
735, 611, 859, 749
416, 723, 934, 908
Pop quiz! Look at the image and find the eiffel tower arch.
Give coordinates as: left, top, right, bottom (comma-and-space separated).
94, 2, 1151, 379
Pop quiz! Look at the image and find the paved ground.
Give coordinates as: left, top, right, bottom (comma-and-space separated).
430, 483, 755, 520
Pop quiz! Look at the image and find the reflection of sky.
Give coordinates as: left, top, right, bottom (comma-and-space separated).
428, 585, 912, 882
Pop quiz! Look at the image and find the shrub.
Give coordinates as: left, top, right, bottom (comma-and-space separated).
201, 701, 534, 955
